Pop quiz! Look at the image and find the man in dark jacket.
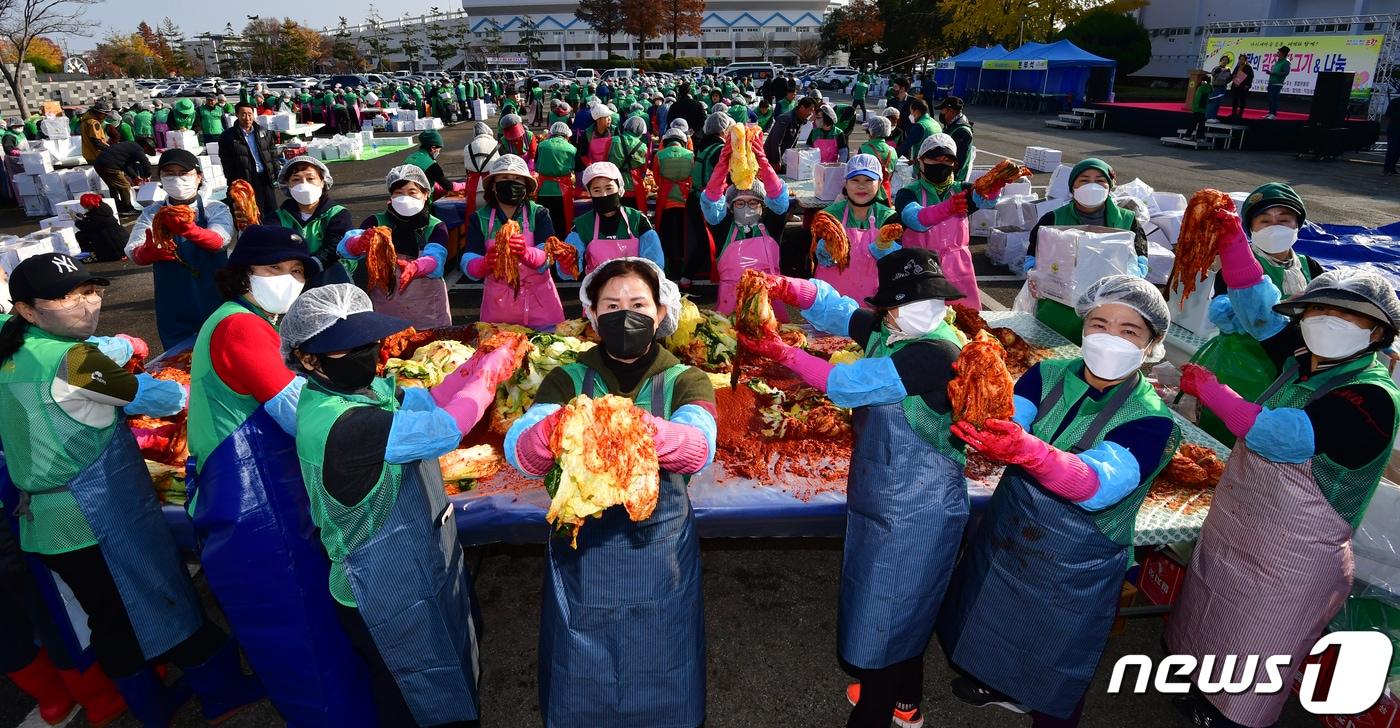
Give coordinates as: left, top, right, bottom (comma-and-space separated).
217, 101, 280, 223
763, 96, 817, 174
92, 139, 153, 215
666, 83, 707, 138
936, 96, 975, 182
888, 77, 913, 140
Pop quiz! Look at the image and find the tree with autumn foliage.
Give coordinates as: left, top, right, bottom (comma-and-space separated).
659, 0, 704, 58
88, 32, 160, 78
0, 34, 59, 72
575, 0, 625, 57
622, 0, 661, 60
940, 0, 1144, 49
0, 0, 97, 115
241, 17, 328, 74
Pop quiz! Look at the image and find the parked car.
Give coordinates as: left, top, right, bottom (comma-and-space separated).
816, 68, 858, 90
574, 68, 597, 82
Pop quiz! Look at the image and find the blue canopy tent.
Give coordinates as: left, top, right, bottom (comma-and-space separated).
952, 45, 1008, 100
976, 42, 1047, 105
1035, 39, 1117, 106
936, 46, 1001, 91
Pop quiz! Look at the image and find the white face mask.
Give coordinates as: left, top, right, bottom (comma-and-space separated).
1081, 332, 1146, 380
289, 182, 322, 206
247, 273, 304, 315
1301, 315, 1375, 360
1251, 224, 1298, 255
1072, 182, 1110, 208
887, 299, 947, 342
160, 174, 199, 200
391, 195, 425, 217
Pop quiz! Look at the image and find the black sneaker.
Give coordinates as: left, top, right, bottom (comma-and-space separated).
949, 676, 1029, 714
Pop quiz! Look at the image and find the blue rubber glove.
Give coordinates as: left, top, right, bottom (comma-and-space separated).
869, 240, 901, 260
814, 239, 835, 268
1136, 255, 1151, 278
123, 373, 187, 417
87, 336, 133, 367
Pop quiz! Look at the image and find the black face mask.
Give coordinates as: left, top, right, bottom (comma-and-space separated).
596, 309, 656, 359
923, 163, 954, 184
316, 342, 380, 390
592, 192, 621, 215
496, 181, 527, 205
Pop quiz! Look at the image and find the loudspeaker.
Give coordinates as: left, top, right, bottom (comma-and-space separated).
1309, 72, 1353, 126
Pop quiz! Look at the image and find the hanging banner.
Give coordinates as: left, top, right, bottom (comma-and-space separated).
1203, 34, 1384, 99
982, 59, 1049, 71
486, 55, 528, 66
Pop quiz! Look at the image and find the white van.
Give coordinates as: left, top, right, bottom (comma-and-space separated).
600, 68, 640, 83
575, 68, 598, 82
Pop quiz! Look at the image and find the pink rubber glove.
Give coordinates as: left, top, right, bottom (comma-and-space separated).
952, 419, 1100, 502
116, 334, 149, 366
642, 412, 711, 474
766, 273, 817, 309
514, 408, 564, 476
517, 243, 548, 269
1214, 210, 1265, 289
465, 254, 489, 280
739, 333, 833, 392
1180, 363, 1261, 438
705, 150, 732, 200
916, 192, 969, 227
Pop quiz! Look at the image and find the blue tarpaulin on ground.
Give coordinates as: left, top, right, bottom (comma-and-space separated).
1296, 221, 1400, 296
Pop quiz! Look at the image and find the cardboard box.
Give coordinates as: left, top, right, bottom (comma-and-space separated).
1168, 274, 1219, 338
1037, 225, 1138, 307
1023, 146, 1062, 173
987, 226, 1032, 268
968, 208, 997, 237
813, 162, 847, 201
782, 147, 819, 181
18, 151, 51, 174
12, 174, 38, 196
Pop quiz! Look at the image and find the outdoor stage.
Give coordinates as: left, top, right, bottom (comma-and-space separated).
1090, 100, 1378, 152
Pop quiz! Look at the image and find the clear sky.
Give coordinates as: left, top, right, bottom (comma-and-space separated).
55, 0, 456, 53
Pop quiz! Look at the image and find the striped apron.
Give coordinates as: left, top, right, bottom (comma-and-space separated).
342, 459, 480, 726
937, 376, 1138, 718
1166, 374, 1354, 727
839, 402, 968, 669
539, 371, 705, 728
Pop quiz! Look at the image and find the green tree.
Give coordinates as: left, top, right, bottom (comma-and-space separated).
518, 14, 544, 66
1057, 8, 1149, 75
659, 0, 704, 58
156, 17, 190, 75
575, 0, 623, 57
360, 7, 391, 71
425, 7, 459, 70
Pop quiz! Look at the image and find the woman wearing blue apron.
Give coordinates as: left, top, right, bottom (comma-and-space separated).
1168, 221, 1400, 728
125, 148, 235, 349
937, 275, 1181, 728
744, 249, 968, 728
504, 258, 718, 728
281, 284, 522, 728
0, 253, 264, 726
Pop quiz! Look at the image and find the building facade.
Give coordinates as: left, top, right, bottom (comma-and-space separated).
332, 0, 830, 72
1131, 0, 1400, 79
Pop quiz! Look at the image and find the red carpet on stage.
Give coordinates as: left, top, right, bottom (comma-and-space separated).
1098, 101, 1310, 122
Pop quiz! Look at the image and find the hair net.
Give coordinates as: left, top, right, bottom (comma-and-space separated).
278, 155, 334, 188
668, 118, 690, 134
582, 161, 624, 188
485, 154, 537, 193
386, 164, 430, 193
280, 284, 372, 367
1074, 274, 1171, 362
662, 128, 688, 144
500, 113, 522, 129
578, 257, 681, 339
622, 115, 647, 135
472, 121, 494, 138
864, 115, 891, 139
703, 111, 733, 136
882, 106, 900, 119
549, 121, 571, 138
1274, 267, 1400, 336
710, 102, 728, 116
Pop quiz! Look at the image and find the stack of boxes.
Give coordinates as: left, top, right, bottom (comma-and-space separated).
1022, 146, 1063, 173
12, 145, 112, 218
304, 133, 369, 162
255, 112, 296, 132
985, 178, 1056, 274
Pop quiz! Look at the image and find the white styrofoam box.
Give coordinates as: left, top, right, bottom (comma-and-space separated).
1022, 146, 1062, 173
13, 173, 38, 196
1032, 197, 1060, 221
39, 117, 69, 140
359, 129, 375, 142
968, 208, 997, 237
99, 197, 119, 217
38, 215, 66, 230
813, 162, 847, 201
0, 237, 53, 269
65, 174, 90, 196
485, 104, 497, 117
41, 138, 77, 160
395, 109, 418, 124
48, 227, 79, 256
1046, 163, 1072, 201
1002, 179, 1033, 198
1168, 273, 1218, 338
166, 130, 199, 150
38, 172, 67, 195
18, 151, 51, 173
1037, 226, 1138, 307
1150, 211, 1185, 248
470, 100, 488, 121
1146, 240, 1175, 286
1153, 191, 1187, 213
136, 181, 165, 205
53, 199, 85, 219
782, 147, 819, 181
987, 226, 1031, 268
205, 142, 220, 159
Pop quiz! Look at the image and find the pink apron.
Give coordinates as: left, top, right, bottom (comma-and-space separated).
813, 136, 839, 164
1166, 438, 1353, 726
587, 133, 613, 165
479, 209, 566, 330
715, 224, 788, 322
583, 212, 640, 275
369, 274, 452, 331
902, 187, 980, 309
814, 206, 881, 304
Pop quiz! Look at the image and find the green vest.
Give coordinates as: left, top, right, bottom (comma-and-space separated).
852, 81, 869, 101
536, 138, 578, 196
133, 110, 154, 138
187, 301, 273, 507
728, 105, 749, 123
946, 119, 975, 181
1261, 354, 1400, 528
404, 149, 435, 175
608, 133, 648, 189
572, 207, 646, 244
296, 377, 404, 606
1257, 250, 1315, 293
0, 327, 106, 554
546, 111, 571, 128
862, 321, 966, 464
755, 110, 774, 130
371, 212, 441, 257
1051, 200, 1137, 231
473, 201, 542, 241
1032, 359, 1182, 545
690, 143, 723, 190
823, 200, 893, 230
276, 204, 346, 254
559, 362, 686, 418
656, 145, 694, 204
196, 106, 224, 136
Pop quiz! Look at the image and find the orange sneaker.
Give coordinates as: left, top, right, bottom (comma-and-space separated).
845, 682, 924, 728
